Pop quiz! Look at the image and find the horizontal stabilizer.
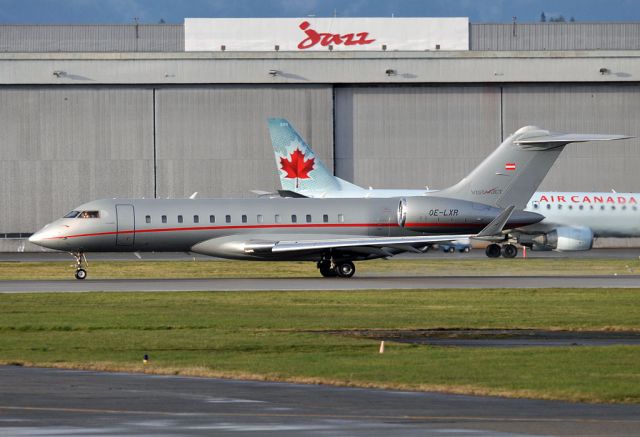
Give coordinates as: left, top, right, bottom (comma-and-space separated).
516, 133, 633, 147
277, 190, 309, 198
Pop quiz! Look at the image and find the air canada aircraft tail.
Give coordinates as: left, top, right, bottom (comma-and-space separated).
431, 127, 631, 209
268, 118, 364, 194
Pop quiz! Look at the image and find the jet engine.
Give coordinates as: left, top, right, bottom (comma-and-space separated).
524, 226, 594, 251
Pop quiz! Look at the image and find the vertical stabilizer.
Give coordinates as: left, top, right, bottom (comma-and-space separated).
432, 127, 630, 210
268, 118, 342, 193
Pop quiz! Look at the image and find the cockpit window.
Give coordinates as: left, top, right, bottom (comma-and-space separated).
79, 211, 100, 219
64, 211, 80, 218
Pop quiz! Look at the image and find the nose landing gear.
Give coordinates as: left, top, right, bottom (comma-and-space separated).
70, 252, 88, 280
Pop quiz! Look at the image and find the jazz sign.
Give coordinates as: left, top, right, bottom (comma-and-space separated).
185, 18, 469, 51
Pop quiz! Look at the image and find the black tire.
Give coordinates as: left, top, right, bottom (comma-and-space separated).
336, 261, 355, 278
448, 247, 455, 253
75, 269, 87, 280
502, 244, 518, 258
318, 261, 337, 278
485, 244, 502, 258
461, 247, 470, 253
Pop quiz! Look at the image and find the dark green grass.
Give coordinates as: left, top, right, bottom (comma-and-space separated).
1, 289, 639, 402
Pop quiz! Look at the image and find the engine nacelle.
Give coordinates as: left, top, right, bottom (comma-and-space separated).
525, 226, 593, 251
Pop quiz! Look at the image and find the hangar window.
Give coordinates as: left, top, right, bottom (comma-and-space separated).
79, 211, 100, 218
291, 214, 297, 223
162, 215, 167, 224
145, 215, 151, 224
323, 214, 329, 223
257, 214, 263, 223
242, 215, 247, 223
225, 215, 231, 223
209, 215, 215, 223
64, 211, 80, 218
178, 215, 183, 223
338, 214, 345, 223
306, 214, 312, 223
194, 215, 199, 223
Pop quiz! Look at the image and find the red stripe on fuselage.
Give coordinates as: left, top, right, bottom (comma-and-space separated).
44, 221, 500, 240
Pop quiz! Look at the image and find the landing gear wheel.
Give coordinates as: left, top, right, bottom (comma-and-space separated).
70, 251, 88, 280
318, 261, 338, 278
462, 247, 470, 253
502, 244, 518, 259
448, 247, 455, 253
485, 243, 502, 258
336, 261, 355, 278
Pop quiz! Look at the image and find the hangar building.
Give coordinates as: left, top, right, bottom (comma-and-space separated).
1, 21, 640, 251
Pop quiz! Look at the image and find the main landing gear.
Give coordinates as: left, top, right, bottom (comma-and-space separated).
71, 251, 88, 280
485, 243, 518, 259
318, 260, 356, 278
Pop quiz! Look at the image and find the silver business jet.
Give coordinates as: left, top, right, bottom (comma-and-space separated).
33, 115, 588, 279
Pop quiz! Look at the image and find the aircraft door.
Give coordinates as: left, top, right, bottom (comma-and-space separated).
116, 204, 135, 247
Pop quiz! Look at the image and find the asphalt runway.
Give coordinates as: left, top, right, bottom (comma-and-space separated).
1, 366, 639, 437
1, 275, 639, 292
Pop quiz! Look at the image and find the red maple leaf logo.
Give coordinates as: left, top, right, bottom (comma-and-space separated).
280, 148, 315, 188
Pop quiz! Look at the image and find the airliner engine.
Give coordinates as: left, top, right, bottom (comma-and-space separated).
522, 226, 594, 251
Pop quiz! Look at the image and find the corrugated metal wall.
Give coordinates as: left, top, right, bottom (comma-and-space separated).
0, 25, 183, 52
0, 87, 154, 235
333, 84, 640, 193
2, 23, 640, 52
334, 86, 502, 190
471, 23, 640, 50
155, 85, 333, 199
502, 84, 640, 191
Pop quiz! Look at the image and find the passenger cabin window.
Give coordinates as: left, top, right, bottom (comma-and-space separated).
306, 214, 312, 223
242, 214, 247, 223
579, 205, 584, 210
145, 215, 151, 224
338, 214, 344, 223
634, 206, 638, 211
557, 205, 562, 210
79, 211, 100, 218
209, 215, 215, 223
194, 215, 199, 223
533, 204, 539, 209
225, 215, 231, 223
323, 214, 329, 223
64, 211, 80, 218
546, 204, 551, 209
291, 214, 297, 223
178, 215, 183, 223
600, 205, 605, 210
162, 215, 167, 224
612, 205, 616, 210
622, 205, 627, 210
257, 214, 263, 223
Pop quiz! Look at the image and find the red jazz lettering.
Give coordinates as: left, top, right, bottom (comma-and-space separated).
297, 21, 376, 49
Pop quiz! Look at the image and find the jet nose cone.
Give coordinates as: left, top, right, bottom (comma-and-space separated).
28, 230, 45, 246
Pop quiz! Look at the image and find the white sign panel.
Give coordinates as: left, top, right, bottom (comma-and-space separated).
185, 18, 469, 51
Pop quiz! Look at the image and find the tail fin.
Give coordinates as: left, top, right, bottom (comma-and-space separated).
433, 126, 631, 209
268, 118, 364, 193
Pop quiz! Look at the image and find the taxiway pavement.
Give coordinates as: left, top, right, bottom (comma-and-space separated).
1, 275, 639, 292
1, 366, 638, 436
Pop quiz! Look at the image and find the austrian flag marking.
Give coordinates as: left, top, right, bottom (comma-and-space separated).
505, 163, 516, 171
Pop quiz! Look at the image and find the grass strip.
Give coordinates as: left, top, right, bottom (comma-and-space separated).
1, 258, 640, 280
1, 289, 639, 403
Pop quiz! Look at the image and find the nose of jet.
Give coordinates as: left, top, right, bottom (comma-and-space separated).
28, 229, 46, 246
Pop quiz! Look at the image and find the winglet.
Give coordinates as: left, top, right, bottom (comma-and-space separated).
476, 205, 515, 238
